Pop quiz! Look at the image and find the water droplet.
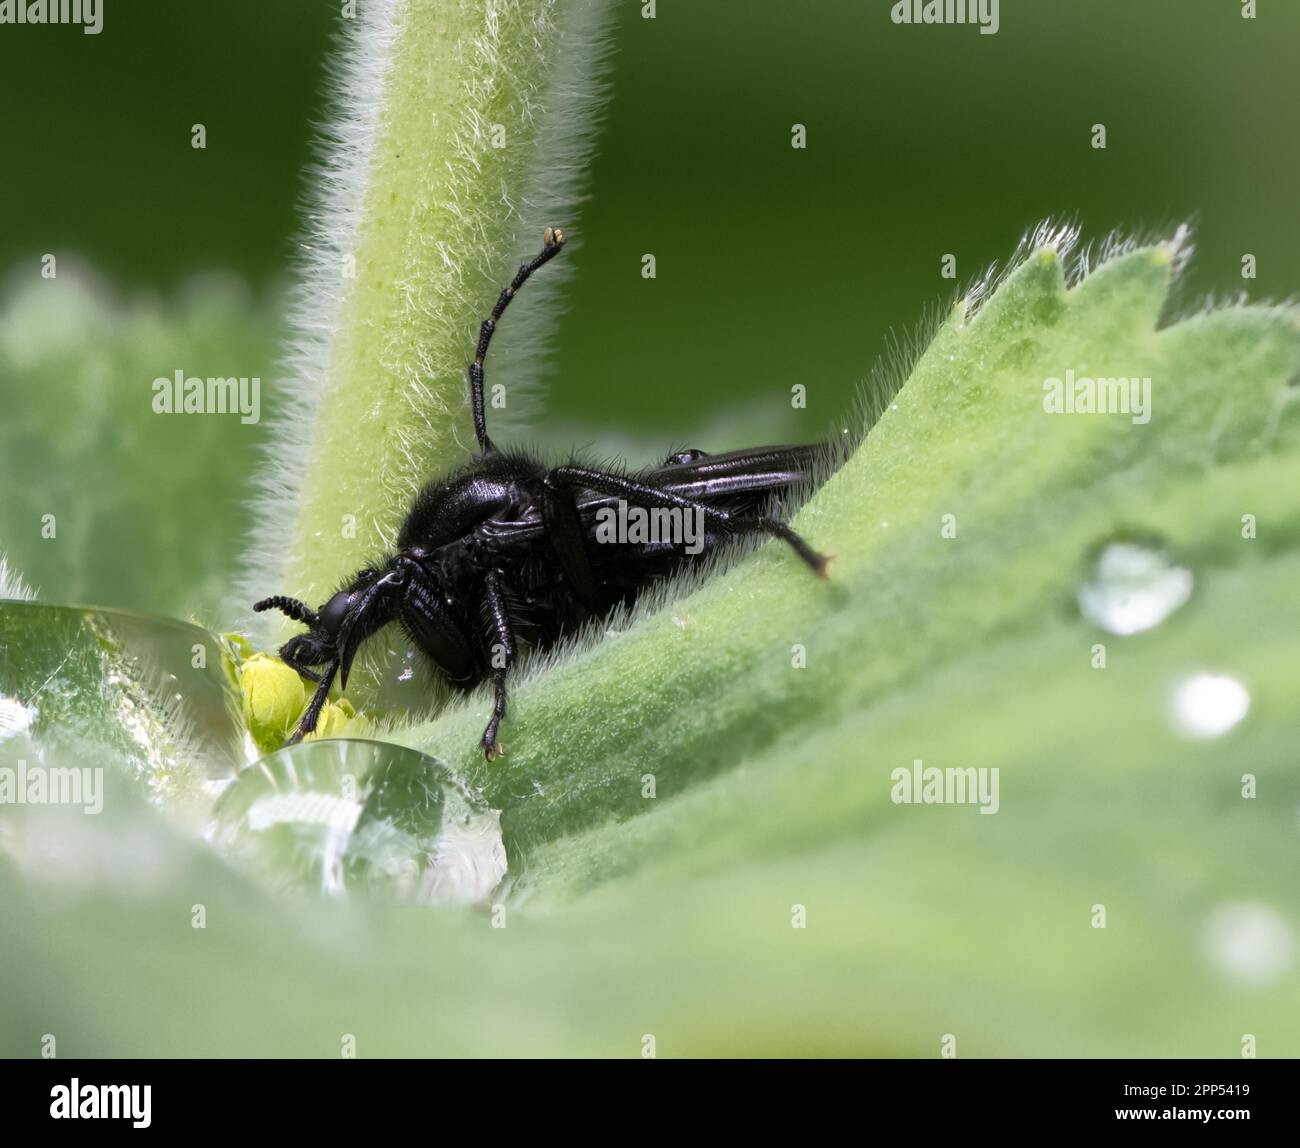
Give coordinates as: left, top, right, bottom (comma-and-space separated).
213, 739, 505, 905
1078, 539, 1193, 635
0, 601, 246, 799
1171, 673, 1250, 739
1204, 903, 1294, 983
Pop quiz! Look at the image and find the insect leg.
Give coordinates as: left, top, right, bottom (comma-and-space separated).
478, 569, 516, 760
540, 485, 600, 611
469, 226, 566, 455
279, 646, 324, 683
546, 465, 831, 577
285, 658, 339, 746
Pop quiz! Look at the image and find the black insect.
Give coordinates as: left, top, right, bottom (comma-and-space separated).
255, 227, 831, 758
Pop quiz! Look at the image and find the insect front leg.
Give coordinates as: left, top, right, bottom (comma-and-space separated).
545, 465, 832, 577
285, 659, 339, 746
280, 650, 324, 684
477, 569, 517, 760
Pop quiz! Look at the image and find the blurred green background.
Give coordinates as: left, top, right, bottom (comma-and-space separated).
1, 0, 1296, 433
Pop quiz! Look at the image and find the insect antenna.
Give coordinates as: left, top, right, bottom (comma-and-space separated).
470, 226, 566, 454
253, 596, 321, 628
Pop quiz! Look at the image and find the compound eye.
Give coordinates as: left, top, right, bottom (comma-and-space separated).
317, 589, 357, 634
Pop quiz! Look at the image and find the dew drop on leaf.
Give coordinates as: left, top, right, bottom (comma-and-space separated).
1170, 673, 1250, 739
1077, 539, 1193, 635
1203, 903, 1294, 983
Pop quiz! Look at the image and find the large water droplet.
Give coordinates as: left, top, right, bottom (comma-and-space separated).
1203, 903, 1294, 983
212, 738, 505, 905
1171, 673, 1250, 739
1078, 539, 1193, 635
0, 601, 246, 803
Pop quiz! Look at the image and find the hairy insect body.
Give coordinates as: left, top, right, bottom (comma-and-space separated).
256, 229, 830, 758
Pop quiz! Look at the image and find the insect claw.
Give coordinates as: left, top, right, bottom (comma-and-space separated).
484, 740, 506, 761
543, 225, 565, 249
815, 552, 835, 580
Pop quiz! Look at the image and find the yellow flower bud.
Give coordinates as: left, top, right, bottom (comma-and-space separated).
309, 696, 370, 741
240, 653, 307, 750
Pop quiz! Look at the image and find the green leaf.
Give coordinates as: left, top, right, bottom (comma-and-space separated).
7, 229, 1299, 1057
0, 269, 279, 624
